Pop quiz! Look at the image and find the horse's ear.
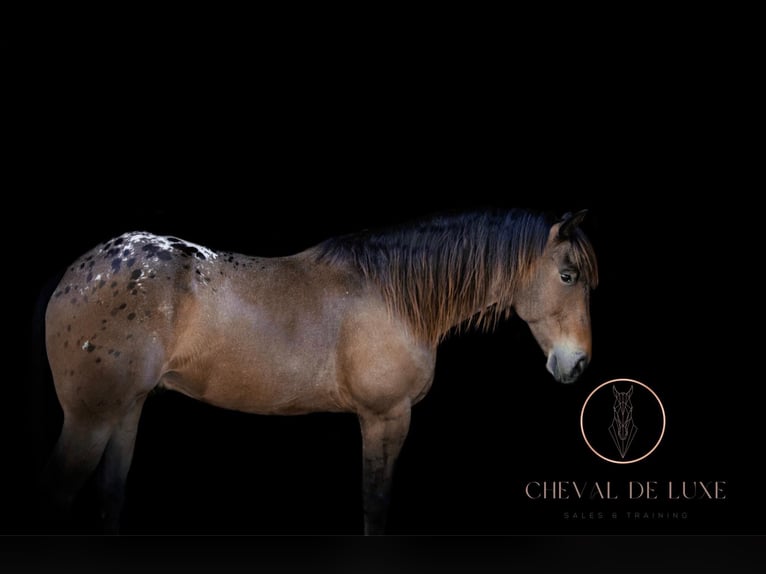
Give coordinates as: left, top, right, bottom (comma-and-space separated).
627, 385, 633, 398
557, 209, 588, 240
613, 385, 619, 398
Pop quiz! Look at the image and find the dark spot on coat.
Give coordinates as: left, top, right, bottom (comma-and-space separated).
64, 286, 70, 294
228, 256, 235, 262
195, 269, 202, 275
126, 334, 133, 339
131, 289, 138, 296
127, 258, 136, 268
79, 263, 85, 269
113, 350, 121, 358
67, 324, 71, 332
63, 341, 68, 348
95, 357, 101, 363
174, 243, 205, 259
87, 272, 93, 282
157, 250, 172, 261
110, 304, 126, 316
131, 269, 142, 280
88, 260, 95, 268
54, 291, 62, 298
127, 281, 137, 290
111, 258, 122, 273
111, 281, 118, 288
85, 342, 96, 352
85, 255, 93, 261
114, 237, 124, 246
148, 271, 156, 279
183, 264, 190, 270
107, 248, 119, 257
127, 312, 136, 321
123, 249, 130, 257
70, 297, 77, 305
100, 279, 107, 288
102, 319, 107, 323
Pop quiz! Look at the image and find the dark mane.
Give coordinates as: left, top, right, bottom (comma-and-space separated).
314, 209, 597, 343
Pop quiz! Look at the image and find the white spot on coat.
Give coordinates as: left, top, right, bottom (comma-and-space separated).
126, 232, 218, 259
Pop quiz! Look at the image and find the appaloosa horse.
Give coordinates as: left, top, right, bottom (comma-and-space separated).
41, 208, 598, 534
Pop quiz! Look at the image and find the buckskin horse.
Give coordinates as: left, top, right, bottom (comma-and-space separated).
41, 208, 598, 534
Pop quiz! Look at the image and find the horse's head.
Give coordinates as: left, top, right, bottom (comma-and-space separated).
514, 210, 598, 384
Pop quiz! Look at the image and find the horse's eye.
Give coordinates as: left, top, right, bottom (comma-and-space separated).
560, 272, 575, 285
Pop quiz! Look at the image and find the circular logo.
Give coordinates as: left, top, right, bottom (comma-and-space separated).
580, 378, 666, 464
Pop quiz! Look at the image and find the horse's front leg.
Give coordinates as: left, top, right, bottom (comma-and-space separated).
358, 404, 411, 535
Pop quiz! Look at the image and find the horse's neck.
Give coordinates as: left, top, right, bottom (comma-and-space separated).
426, 245, 516, 341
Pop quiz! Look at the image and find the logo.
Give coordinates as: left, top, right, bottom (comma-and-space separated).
580, 378, 666, 464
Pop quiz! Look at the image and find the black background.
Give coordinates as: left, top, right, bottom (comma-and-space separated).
4, 9, 763, 572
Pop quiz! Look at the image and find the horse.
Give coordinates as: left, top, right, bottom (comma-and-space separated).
40, 208, 598, 534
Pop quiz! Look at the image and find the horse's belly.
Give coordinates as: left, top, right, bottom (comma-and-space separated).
160, 349, 346, 415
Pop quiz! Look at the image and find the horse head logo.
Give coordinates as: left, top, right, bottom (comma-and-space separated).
581, 378, 665, 465
608, 384, 637, 459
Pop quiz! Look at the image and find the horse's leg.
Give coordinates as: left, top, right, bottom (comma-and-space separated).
358, 404, 411, 535
39, 415, 114, 530
94, 396, 147, 533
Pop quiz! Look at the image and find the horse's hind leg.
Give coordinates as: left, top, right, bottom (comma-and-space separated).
94, 397, 147, 533
358, 404, 412, 535
39, 415, 114, 530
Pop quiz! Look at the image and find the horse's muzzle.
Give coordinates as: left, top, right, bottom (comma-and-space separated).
546, 349, 589, 384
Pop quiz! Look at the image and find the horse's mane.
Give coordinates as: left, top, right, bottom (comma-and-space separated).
314, 209, 598, 343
